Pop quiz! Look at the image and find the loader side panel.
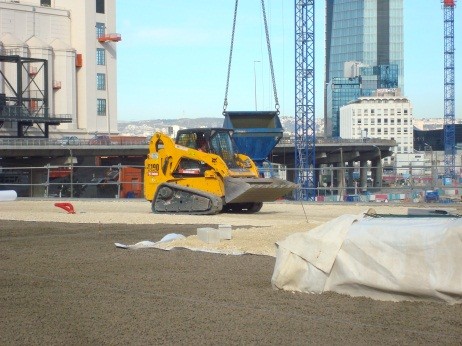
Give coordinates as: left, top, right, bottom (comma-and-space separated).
144, 133, 227, 202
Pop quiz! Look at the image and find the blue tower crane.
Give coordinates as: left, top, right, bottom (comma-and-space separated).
294, 0, 315, 200
443, 0, 456, 180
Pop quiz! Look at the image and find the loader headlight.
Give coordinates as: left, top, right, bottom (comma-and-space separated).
243, 159, 252, 168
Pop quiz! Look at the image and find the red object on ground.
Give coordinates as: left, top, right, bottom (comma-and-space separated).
54, 202, 76, 214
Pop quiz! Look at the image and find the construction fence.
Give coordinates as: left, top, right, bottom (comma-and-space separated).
0, 163, 461, 204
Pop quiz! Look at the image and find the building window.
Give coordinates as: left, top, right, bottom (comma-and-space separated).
96, 0, 105, 14
41, 0, 51, 6
97, 73, 106, 90
96, 22, 105, 39
97, 99, 106, 116
96, 48, 106, 65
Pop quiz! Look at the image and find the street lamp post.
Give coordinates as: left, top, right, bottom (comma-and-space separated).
253, 60, 260, 111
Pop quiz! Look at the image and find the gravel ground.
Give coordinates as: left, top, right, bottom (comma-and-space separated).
1, 200, 461, 344
0, 199, 412, 256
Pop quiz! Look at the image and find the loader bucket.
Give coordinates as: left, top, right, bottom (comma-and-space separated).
224, 177, 297, 204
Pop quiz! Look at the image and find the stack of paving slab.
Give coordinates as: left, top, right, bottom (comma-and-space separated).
197, 224, 232, 244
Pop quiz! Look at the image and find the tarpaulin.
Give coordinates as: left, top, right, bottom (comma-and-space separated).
272, 213, 462, 304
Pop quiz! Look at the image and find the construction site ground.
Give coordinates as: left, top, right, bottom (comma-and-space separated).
1, 199, 461, 344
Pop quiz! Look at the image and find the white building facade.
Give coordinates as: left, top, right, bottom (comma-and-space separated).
340, 93, 414, 164
0, 0, 119, 137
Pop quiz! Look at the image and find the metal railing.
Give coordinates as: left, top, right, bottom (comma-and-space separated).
0, 163, 460, 203
0, 164, 144, 199
296, 164, 462, 203
279, 136, 395, 146
0, 135, 394, 148
0, 105, 72, 122
0, 137, 149, 147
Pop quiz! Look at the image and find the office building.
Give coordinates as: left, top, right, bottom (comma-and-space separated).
340, 90, 413, 164
326, 63, 399, 137
0, 0, 119, 137
325, 0, 404, 137
325, 77, 361, 137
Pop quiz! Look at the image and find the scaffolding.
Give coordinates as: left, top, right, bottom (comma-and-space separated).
0, 55, 71, 138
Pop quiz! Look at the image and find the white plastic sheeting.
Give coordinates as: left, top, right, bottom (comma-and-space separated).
115, 233, 186, 249
271, 212, 462, 304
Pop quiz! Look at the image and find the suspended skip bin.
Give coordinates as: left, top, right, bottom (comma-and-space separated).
223, 111, 283, 166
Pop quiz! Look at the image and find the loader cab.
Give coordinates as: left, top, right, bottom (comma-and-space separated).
175, 128, 240, 169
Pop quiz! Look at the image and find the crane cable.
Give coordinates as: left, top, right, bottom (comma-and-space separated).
260, 0, 280, 113
223, 0, 239, 114
223, 0, 280, 115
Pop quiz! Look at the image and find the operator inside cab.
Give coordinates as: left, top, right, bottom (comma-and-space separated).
177, 131, 209, 152
196, 137, 208, 152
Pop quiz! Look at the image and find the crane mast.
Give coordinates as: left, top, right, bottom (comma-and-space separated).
294, 0, 315, 200
443, 0, 456, 179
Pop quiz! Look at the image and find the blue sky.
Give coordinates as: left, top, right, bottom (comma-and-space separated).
116, 1, 462, 121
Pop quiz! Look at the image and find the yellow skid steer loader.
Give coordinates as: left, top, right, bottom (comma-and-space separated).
144, 128, 297, 214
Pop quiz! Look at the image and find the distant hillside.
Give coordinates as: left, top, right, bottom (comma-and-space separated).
117, 118, 224, 136
117, 116, 323, 137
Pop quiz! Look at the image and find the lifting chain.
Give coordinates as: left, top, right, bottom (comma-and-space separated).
223, 0, 239, 114
223, 0, 280, 115
260, 0, 280, 113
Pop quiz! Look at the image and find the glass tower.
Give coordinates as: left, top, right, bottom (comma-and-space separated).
326, 77, 361, 138
324, 0, 404, 137
326, 64, 398, 137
